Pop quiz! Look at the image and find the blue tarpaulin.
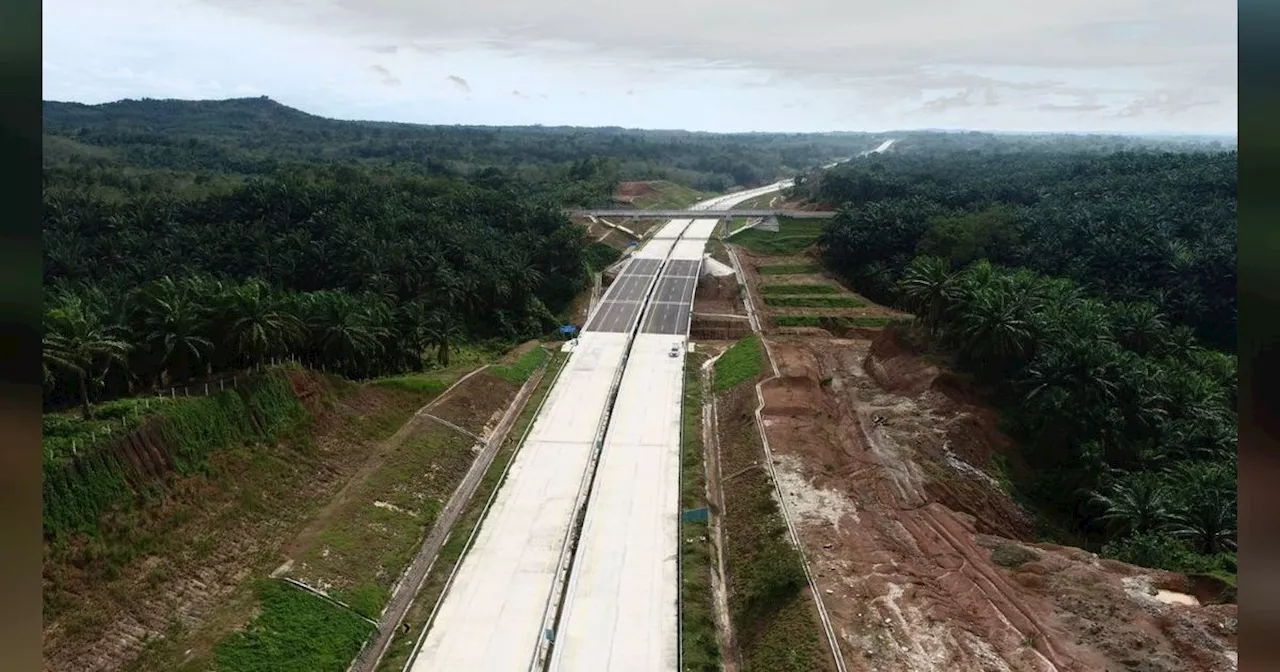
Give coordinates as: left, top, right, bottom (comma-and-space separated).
559, 324, 578, 336
682, 507, 709, 523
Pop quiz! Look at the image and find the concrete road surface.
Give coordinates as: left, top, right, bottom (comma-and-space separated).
406, 180, 792, 672
547, 184, 788, 672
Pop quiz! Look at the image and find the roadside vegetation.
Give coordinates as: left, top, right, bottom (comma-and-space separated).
757, 263, 823, 276
800, 142, 1237, 582
680, 352, 719, 672
763, 295, 864, 308
727, 218, 826, 255
712, 335, 828, 671
758, 284, 840, 295
772, 315, 897, 330
713, 334, 764, 393
213, 580, 374, 672
489, 345, 550, 385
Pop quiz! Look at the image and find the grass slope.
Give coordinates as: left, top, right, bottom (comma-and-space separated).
764, 296, 865, 308
713, 335, 764, 393
213, 580, 373, 672
680, 352, 718, 671
728, 219, 826, 255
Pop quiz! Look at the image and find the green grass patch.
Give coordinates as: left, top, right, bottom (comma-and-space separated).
729, 219, 826, 255
759, 284, 840, 296
772, 315, 893, 330
490, 346, 549, 385
583, 241, 622, 271
714, 334, 765, 393
680, 353, 719, 671
213, 580, 374, 672
374, 352, 566, 672
371, 377, 451, 396
764, 295, 865, 308
757, 263, 823, 276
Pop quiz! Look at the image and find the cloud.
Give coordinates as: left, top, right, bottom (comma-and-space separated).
43, 0, 1236, 134
446, 74, 470, 92
921, 89, 976, 113
1039, 103, 1109, 112
1117, 90, 1218, 117
369, 64, 401, 86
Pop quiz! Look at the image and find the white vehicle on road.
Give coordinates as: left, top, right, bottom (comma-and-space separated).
669, 342, 682, 358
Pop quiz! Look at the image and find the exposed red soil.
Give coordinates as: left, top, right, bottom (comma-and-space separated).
756, 333, 1237, 672
615, 181, 660, 197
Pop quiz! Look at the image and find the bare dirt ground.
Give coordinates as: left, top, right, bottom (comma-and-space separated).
694, 273, 747, 317
616, 181, 660, 198
756, 332, 1238, 672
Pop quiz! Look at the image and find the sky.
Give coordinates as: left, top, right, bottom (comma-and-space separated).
42, 0, 1238, 134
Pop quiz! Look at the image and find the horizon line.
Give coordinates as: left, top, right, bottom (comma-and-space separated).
43, 96, 1240, 140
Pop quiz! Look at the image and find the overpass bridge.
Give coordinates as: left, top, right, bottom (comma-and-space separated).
569, 208, 838, 219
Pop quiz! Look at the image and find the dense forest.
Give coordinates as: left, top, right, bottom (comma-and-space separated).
40, 96, 892, 423
799, 142, 1237, 580
43, 96, 883, 192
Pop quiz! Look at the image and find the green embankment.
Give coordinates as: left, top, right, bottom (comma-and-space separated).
712, 334, 828, 670
713, 334, 764, 393
42, 370, 308, 542
757, 263, 823, 276
763, 296, 865, 308
728, 219, 826, 255
680, 352, 718, 671
631, 180, 709, 209
490, 346, 550, 385
213, 580, 374, 672
758, 284, 840, 296
773, 315, 896, 329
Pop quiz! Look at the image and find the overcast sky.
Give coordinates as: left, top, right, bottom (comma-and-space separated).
42, 0, 1237, 134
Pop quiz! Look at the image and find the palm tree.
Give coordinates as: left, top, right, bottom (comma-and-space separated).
217, 278, 303, 367
1112, 302, 1169, 355
1166, 462, 1237, 554
953, 286, 1035, 375
43, 296, 132, 418
897, 256, 957, 338
304, 291, 384, 375
134, 277, 214, 384
425, 311, 465, 367
1088, 472, 1175, 538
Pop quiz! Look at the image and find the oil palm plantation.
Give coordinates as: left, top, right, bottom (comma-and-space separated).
43, 295, 132, 418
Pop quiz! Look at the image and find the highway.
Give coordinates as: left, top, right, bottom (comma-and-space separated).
404, 180, 791, 672
546, 183, 786, 672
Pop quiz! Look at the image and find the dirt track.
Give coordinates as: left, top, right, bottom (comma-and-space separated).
756, 333, 1238, 672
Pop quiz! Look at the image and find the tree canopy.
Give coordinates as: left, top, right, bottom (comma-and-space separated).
807, 139, 1236, 578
